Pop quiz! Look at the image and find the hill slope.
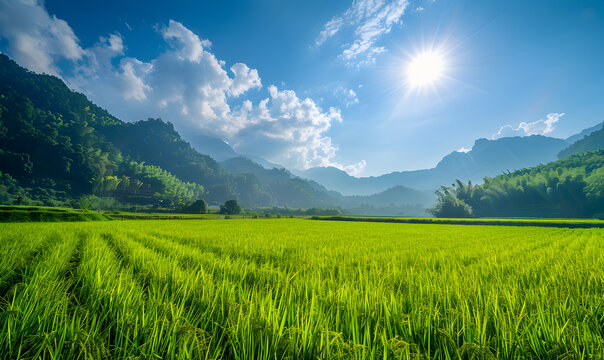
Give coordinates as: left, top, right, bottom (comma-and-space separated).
559, 124, 604, 159
221, 157, 340, 208
565, 121, 604, 144
0, 54, 343, 209
433, 149, 604, 218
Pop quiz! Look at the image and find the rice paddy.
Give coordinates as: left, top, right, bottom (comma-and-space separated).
0, 219, 603, 359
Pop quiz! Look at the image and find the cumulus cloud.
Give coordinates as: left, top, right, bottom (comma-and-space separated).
315, 0, 409, 66
0, 0, 84, 75
339, 160, 367, 176
231, 86, 344, 169
160, 19, 210, 63
118, 58, 152, 101
456, 147, 471, 153
492, 113, 565, 140
0, 0, 361, 172
229, 63, 262, 97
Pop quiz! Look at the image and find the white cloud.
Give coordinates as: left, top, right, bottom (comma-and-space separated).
416, 6, 424, 11
232, 86, 345, 169
456, 147, 471, 153
339, 160, 367, 176
315, 0, 409, 66
0, 0, 84, 75
492, 113, 565, 140
118, 58, 152, 101
335, 87, 359, 107
315, 17, 344, 47
160, 19, 210, 63
229, 63, 262, 97
0, 0, 360, 171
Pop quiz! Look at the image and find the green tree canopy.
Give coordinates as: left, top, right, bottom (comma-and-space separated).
220, 199, 242, 215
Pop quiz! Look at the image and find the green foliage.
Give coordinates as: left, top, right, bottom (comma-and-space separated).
182, 199, 208, 214
0, 55, 233, 208
0, 54, 338, 210
101, 118, 224, 187
430, 180, 474, 217
0, 205, 111, 222
433, 150, 604, 218
0, 219, 603, 358
77, 195, 116, 211
220, 199, 242, 214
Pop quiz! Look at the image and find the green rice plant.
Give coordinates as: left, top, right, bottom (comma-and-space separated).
0, 219, 603, 359
0, 225, 86, 359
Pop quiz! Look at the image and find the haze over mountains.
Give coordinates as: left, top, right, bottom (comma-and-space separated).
180, 105, 603, 198
1, 52, 602, 216
292, 135, 574, 195
559, 123, 604, 159
177, 113, 604, 198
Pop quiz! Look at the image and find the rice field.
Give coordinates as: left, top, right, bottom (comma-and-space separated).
0, 219, 603, 359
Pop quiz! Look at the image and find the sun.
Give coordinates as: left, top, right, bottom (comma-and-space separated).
406, 51, 445, 88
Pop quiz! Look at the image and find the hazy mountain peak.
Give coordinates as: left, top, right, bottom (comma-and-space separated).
184, 133, 238, 162
565, 121, 604, 144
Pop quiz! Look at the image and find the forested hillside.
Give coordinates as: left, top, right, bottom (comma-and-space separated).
0, 54, 335, 209
431, 150, 604, 218
0, 65, 204, 207
558, 125, 604, 159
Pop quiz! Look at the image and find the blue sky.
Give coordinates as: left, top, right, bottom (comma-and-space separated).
0, 0, 603, 176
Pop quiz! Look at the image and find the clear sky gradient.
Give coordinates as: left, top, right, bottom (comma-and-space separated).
1, 0, 603, 176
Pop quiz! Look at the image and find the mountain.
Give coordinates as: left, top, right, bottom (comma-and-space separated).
565, 121, 604, 144
344, 185, 433, 208
184, 133, 239, 162
222, 157, 432, 215
299, 135, 569, 195
559, 123, 604, 159
243, 155, 283, 170
338, 185, 433, 216
221, 157, 340, 208
183, 132, 284, 169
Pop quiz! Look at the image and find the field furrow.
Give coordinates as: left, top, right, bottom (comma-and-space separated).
0, 219, 603, 359
0, 229, 60, 306
98, 229, 232, 358
0, 227, 85, 359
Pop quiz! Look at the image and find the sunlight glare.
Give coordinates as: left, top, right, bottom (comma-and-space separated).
406, 51, 445, 88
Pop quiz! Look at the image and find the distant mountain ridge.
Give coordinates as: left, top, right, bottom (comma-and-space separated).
559, 122, 604, 159
565, 121, 604, 144
222, 157, 433, 215
297, 135, 571, 195
183, 132, 282, 169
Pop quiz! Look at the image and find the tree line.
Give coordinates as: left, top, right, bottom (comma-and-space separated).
431, 149, 604, 218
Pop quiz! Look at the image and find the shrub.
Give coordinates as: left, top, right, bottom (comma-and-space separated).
220, 199, 242, 215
